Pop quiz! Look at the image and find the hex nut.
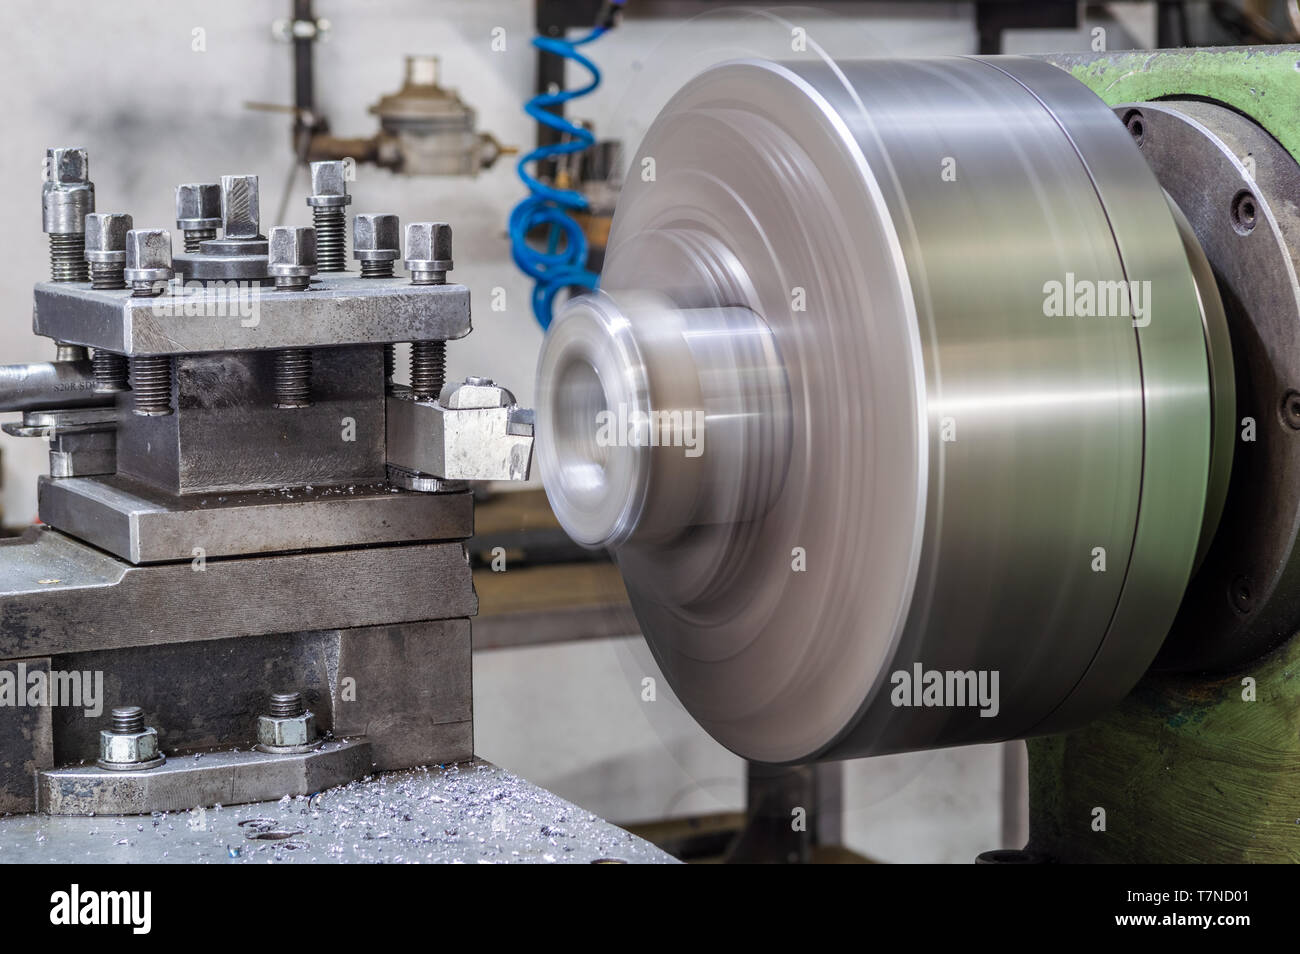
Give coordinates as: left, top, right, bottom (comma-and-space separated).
307, 161, 352, 207
268, 226, 318, 278
175, 183, 222, 229
257, 711, 319, 750
353, 213, 400, 261
84, 213, 134, 264
98, 727, 161, 768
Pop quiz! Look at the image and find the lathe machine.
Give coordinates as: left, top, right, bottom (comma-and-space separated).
3, 41, 1300, 865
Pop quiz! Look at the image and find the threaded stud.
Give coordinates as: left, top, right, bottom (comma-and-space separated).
269, 692, 305, 718
410, 340, 446, 399
50, 233, 89, 282
360, 259, 394, 279
273, 349, 312, 408
92, 350, 129, 392
111, 706, 145, 735
182, 227, 216, 254
129, 356, 173, 416
90, 261, 126, 290
313, 207, 347, 272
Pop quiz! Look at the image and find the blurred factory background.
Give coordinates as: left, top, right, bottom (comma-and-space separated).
0, 0, 1279, 862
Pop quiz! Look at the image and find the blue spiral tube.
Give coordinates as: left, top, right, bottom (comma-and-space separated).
509, 19, 619, 329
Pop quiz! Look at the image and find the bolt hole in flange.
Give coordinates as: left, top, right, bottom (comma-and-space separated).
1230, 576, 1255, 615
1231, 189, 1259, 234
1281, 389, 1300, 430
1123, 108, 1145, 146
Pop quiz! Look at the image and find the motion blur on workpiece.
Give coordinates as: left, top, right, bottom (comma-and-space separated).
1, 1, 1298, 869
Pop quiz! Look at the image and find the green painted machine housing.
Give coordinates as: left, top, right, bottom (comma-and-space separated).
1046, 45, 1300, 162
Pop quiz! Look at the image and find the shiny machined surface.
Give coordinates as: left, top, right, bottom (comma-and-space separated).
0, 359, 106, 412
538, 292, 790, 550
538, 56, 1225, 763
385, 381, 535, 484
37, 476, 473, 564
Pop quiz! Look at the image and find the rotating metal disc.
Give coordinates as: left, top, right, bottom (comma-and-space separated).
536, 56, 1227, 763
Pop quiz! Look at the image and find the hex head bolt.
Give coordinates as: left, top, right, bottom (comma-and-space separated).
84, 212, 133, 289
124, 228, 174, 297
307, 161, 352, 272
405, 223, 454, 398
404, 222, 453, 285
268, 226, 318, 408
357, 214, 402, 384
97, 705, 164, 771
175, 182, 221, 253
353, 213, 399, 278
268, 225, 317, 291
125, 230, 177, 416
42, 147, 95, 282
83, 212, 135, 393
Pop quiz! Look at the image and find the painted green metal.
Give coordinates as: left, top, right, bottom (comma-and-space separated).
1027, 634, 1300, 863
1044, 45, 1300, 163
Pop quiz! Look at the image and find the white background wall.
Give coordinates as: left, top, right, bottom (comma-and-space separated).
0, 0, 1155, 861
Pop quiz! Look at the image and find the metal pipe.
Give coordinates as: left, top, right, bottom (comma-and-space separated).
304, 133, 383, 167
0, 360, 111, 412
292, 0, 315, 131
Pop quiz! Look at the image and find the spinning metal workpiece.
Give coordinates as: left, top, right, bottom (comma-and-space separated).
538, 56, 1235, 763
